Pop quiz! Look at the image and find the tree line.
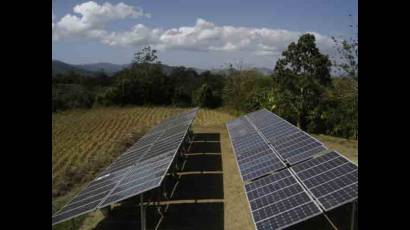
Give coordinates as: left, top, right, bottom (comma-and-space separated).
52, 34, 357, 140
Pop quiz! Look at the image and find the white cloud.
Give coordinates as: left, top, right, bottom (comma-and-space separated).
52, 10, 56, 39
72, 1, 147, 26
53, 1, 149, 41
53, 2, 334, 58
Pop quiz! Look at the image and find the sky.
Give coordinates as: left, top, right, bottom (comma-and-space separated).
52, 0, 358, 69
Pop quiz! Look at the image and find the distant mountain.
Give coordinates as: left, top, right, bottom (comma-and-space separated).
160, 64, 176, 75
52, 60, 207, 76
75, 63, 127, 75
192, 67, 207, 74
158, 64, 206, 75
208, 67, 273, 76
52, 60, 96, 76
52, 59, 272, 77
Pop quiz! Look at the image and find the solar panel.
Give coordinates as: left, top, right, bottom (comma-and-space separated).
51, 166, 132, 225
227, 117, 286, 182
247, 109, 327, 164
244, 169, 322, 230
98, 152, 174, 208
291, 151, 358, 211
226, 108, 358, 229
52, 108, 198, 225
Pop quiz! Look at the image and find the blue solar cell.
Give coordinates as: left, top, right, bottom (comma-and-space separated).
318, 182, 358, 211
245, 169, 291, 192
239, 153, 281, 171
286, 146, 327, 165
246, 173, 297, 201
279, 139, 323, 159
293, 151, 358, 211
243, 169, 322, 230
249, 183, 304, 210
252, 192, 312, 222
291, 151, 339, 173
255, 202, 322, 230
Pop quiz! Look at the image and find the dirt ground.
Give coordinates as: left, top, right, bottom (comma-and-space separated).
193, 126, 254, 230
313, 134, 358, 164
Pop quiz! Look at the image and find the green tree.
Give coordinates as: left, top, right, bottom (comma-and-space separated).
249, 88, 276, 112
101, 46, 173, 106
193, 83, 217, 108
199, 71, 224, 107
223, 69, 272, 112
272, 33, 332, 129
331, 37, 358, 80
132, 46, 162, 79
134, 46, 159, 65
322, 77, 357, 139
169, 67, 200, 106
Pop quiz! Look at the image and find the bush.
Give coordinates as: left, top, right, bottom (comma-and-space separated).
193, 83, 219, 108
52, 84, 95, 111
223, 70, 273, 112
305, 77, 358, 139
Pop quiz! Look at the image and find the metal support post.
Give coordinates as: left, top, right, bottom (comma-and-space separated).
350, 200, 357, 230
140, 194, 146, 230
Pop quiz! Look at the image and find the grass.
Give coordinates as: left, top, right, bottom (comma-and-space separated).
52, 106, 358, 230
313, 134, 358, 164
191, 110, 254, 230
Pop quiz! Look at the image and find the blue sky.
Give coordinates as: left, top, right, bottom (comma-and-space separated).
52, 0, 357, 69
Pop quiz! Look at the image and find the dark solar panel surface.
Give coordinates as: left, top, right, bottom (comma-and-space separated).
227, 117, 286, 182
292, 151, 358, 211
247, 109, 327, 164
245, 169, 322, 230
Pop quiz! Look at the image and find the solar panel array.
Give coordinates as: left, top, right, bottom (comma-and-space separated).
244, 169, 322, 230
226, 108, 358, 229
227, 117, 286, 181
247, 109, 327, 165
291, 151, 358, 211
52, 108, 198, 225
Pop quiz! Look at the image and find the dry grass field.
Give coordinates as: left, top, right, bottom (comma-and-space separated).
52, 107, 184, 193
52, 107, 358, 230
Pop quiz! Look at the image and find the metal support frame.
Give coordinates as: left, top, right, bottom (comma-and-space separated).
140, 194, 146, 230
153, 127, 194, 230
323, 213, 339, 230
350, 200, 357, 230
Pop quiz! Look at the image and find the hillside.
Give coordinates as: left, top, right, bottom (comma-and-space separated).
75, 63, 127, 75
52, 60, 96, 76
52, 106, 358, 230
52, 60, 272, 77
52, 60, 199, 76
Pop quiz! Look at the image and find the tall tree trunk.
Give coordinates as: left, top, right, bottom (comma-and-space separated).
297, 114, 302, 129
297, 112, 306, 130
355, 126, 358, 140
